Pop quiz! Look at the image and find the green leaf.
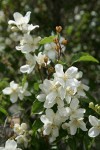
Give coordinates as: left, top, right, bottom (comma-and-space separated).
0, 106, 8, 115
32, 119, 43, 135
31, 100, 44, 114
33, 83, 39, 91
39, 36, 56, 44
71, 52, 99, 65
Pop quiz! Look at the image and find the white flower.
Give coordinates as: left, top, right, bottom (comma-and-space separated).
14, 123, 27, 135
35, 52, 50, 68
88, 115, 100, 137
0, 139, 22, 150
40, 109, 64, 142
69, 99, 86, 120
44, 37, 66, 61
2, 81, 19, 103
20, 54, 36, 74
16, 34, 41, 53
18, 82, 31, 100
54, 64, 80, 87
58, 79, 79, 103
2, 81, 31, 102
44, 42, 57, 60
77, 82, 89, 97
8, 11, 39, 33
63, 118, 87, 135
15, 135, 28, 148
37, 79, 62, 108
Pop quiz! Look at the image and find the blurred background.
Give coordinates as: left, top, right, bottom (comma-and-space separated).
0, 0, 100, 149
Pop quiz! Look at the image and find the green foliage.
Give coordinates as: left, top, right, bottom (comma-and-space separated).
39, 36, 56, 44
71, 52, 99, 65
31, 100, 44, 114
32, 119, 43, 135
0, 106, 8, 115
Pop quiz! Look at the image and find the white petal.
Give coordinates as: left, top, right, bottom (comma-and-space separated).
55, 64, 64, 77
52, 127, 59, 137
65, 95, 71, 104
44, 96, 56, 108
88, 127, 100, 137
66, 66, 78, 78
37, 94, 46, 102
5, 139, 17, 149
18, 93, 24, 100
58, 107, 70, 117
21, 45, 32, 53
40, 115, 49, 124
10, 81, 18, 89
0, 148, 4, 150
83, 84, 89, 91
56, 98, 64, 107
79, 121, 87, 131
70, 99, 79, 110
13, 12, 23, 24
89, 115, 99, 126
10, 93, 18, 103
43, 126, 52, 135
46, 91, 57, 103
58, 87, 65, 100
76, 71, 83, 79
28, 24, 39, 31
24, 11, 31, 24
16, 45, 22, 50
8, 20, 16, 25
70, 125, 77, 135
20, 65, 30, 73
46, 109, 54, 119
2, 87, 12, 95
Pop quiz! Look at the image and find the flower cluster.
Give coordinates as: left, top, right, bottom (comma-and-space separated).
1, 11, 100, 149
8, 12, 51, 74
13, 123, 30, 148
37, 64, 89, 141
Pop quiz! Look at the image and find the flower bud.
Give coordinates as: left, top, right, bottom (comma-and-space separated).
56, 26, 62, 33
11, 26, 18, 32
48, 67, 54, 74
53, 38, 59, 44
89, 102, 94, 109
44, 56, 48, 63
62, 39, 68, 45
95, 104, 99, 110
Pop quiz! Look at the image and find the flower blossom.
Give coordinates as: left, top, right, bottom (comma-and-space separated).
14, 123, 29, 148
37, 79, 63, 108
16, 34, 41, 53
0, 139, 22, 150
2, 81, 31, 103
88, 115, 100, 137
44, 37, 65, 61
8, 11, 39, 33
40, 109, 65, 142
62, 118, 87, 135
20, 53, 36, 74
2, 81, 19, 103
35, 52, 50, 68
